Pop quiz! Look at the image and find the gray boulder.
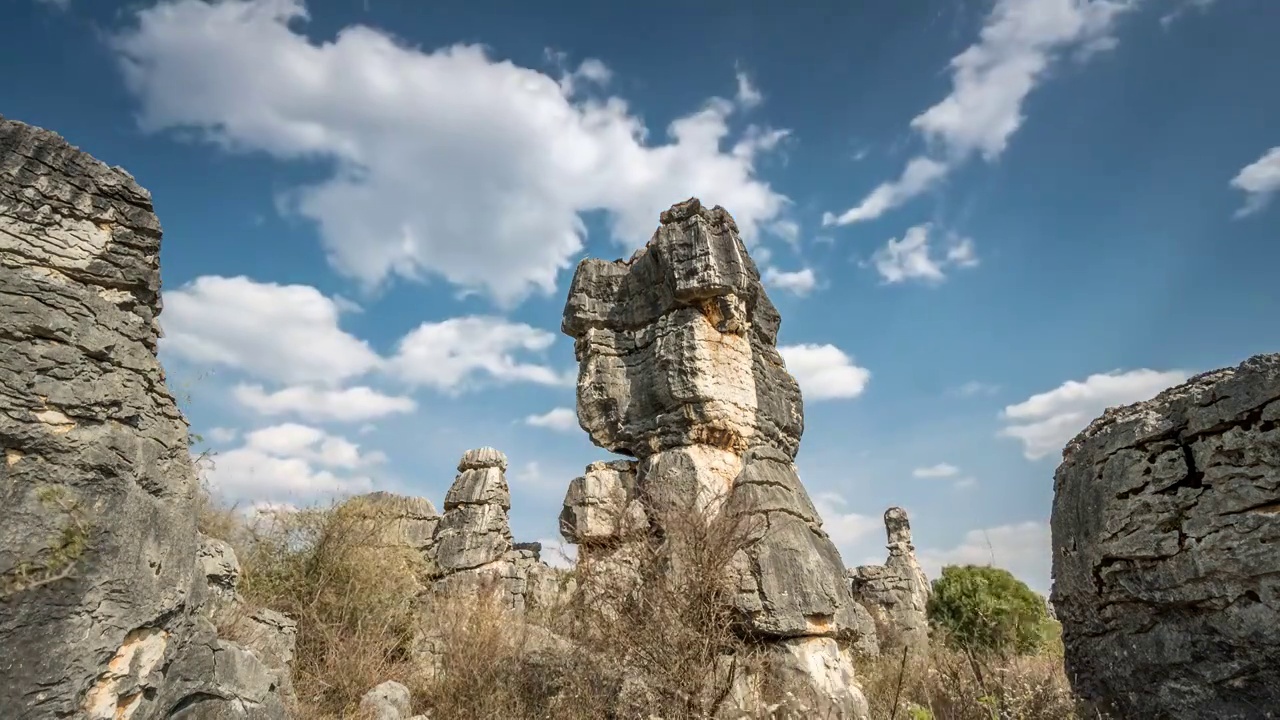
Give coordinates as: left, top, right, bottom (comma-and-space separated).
1052, 353, 1280, 719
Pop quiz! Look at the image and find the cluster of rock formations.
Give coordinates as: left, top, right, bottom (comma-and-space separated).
340, 448, 563, 614
4, 112, 1275, 720
0, 115, 296, 719
1052, 354, 1280, 719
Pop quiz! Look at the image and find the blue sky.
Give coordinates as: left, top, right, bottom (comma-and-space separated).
5, 0, 1277, 593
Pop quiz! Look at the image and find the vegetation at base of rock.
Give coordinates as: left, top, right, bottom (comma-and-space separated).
926, 565, 1054, 657
856, 643, 1086, 720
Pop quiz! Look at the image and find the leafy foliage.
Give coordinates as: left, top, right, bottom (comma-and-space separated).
926, 565, 1053, 657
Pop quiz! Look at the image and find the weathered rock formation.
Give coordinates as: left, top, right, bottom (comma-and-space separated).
431, 448, 561, 612
0, 116, 293, 717
335, 490, 442, 587
849, 507, 931, 654
561, 198, 873, 717
1052, 354, 1280, 719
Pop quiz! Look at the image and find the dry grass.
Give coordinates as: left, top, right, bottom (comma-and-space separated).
856, 632, 1099, 720
198, 483, 1098, 720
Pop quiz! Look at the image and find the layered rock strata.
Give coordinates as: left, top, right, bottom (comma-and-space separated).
849, 507, 931, 655
561, 198, 873, 717
431, 448, 560, 612
1052, 354, 1280, 719
0, 116, 292, 718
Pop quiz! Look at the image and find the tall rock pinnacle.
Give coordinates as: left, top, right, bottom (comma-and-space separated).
561, 197, 872, 717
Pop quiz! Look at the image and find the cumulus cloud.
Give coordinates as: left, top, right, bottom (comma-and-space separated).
762, 266, 818, 296
779, 344, 871, 400
164, 276, 566, 396
234, 383, 416, 422
525, 407, 579, 432
1230, 146, 1280, 218
113, 0, 791, 304
918, 521, 1052, 594
812, 492, 881, 549
826, 0, 1136, 225
999, 368, 1190, 460
869, 223, 978, 284
912, 463, 960, 479
162, 275, 380, 386
388, 316, 567, 392
202, 422, 383, 503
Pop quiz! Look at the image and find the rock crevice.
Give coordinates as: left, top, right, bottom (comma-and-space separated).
1052, 353, 1280, 719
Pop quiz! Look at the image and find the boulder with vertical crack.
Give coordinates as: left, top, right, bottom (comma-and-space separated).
1052, 354, 1280, 719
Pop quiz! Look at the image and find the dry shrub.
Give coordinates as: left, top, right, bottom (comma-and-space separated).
856, 630, 1096, 720
228, 501, 426, 718
554, 490, 771, 719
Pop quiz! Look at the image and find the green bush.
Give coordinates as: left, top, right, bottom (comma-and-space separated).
926, 565, 1052, 657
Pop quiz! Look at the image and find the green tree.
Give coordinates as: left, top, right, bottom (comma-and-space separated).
926, 564, 1052, 656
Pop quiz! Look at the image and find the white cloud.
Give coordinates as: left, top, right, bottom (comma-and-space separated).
779, 344, 871, 400
1160, 0, 1218, 28
388, 316, 567, 392
510, 461, 564, 491
35, 0, 70, 9
762, 266, 818, 296
203, 422, 383, 503
912, 463, 960, 479
823, 157, 949, 226
1230, 146, 1280, 218
812, 492, 881, 549
954, 476, 978, 490
234, 383, 416, 422
869, 223, 979, 284
206, 427, 239, 444
918, 521, 1052, 594
161, 275, 379, 386
999, 368, 1190, 460
735, 70, 763, 109
826, 0, 1136, 225
537, 537, 578, 569
525, 407, 579, 432
954, 380, 1001, 397
113, 0, 790, 305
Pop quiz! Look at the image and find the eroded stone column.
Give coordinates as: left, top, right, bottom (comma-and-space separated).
561, 197, 873, 718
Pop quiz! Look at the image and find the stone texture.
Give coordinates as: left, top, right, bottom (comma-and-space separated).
849, 507, 931, 655
433, 447, 512, 573
1052, 353, 1280, 719
359, 680, 413, 720
430, 448, 565, 613
561, 198, 872, 718
0, 115, 291, 719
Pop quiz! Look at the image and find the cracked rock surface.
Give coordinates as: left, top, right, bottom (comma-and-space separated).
562, 198, 871, 718
0, 115, 291, 719
1052, 353, 1280, 720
